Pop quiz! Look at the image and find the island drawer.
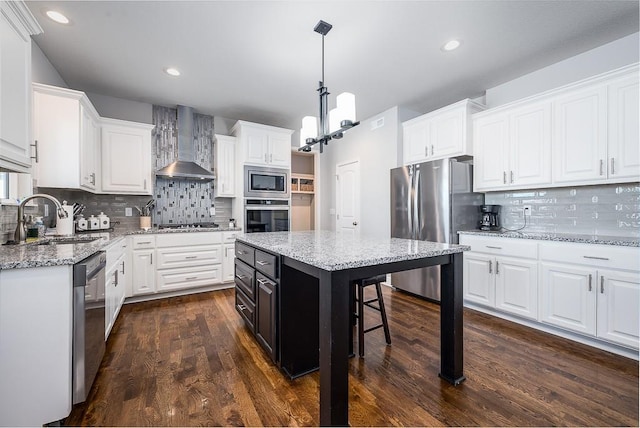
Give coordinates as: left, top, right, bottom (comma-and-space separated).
255, 250, 277, 279
236, 242, 255, 266
131, 235, 156, 250
235, 259, 255, 300
235, 288, 255, 332
459, 235, 538, 259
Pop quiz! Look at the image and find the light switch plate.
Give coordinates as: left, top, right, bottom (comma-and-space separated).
210, 207, 216, 216
125, 207, 132, 217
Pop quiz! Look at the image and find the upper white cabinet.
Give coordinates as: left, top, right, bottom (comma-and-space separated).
101, 118, 154, 195
473, 63, 639, 191
214, 134, 236, 197
474, 101, 552, 191
232, 120, 293, 168
32, 83, 101, 191
0, 2, 42, 173
403, 99, 484, 165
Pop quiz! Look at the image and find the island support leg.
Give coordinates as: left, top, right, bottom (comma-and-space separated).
439, 252, 465, 385
318, 269, 350, 426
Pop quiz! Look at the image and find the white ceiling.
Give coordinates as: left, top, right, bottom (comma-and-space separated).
27, 1, 639, 131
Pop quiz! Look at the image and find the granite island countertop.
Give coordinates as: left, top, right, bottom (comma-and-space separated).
458, 230, 640, 247
236, 230, 470, 271
0, 226, 243, 270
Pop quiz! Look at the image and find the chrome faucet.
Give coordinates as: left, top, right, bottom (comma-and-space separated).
14, 194, 68, 243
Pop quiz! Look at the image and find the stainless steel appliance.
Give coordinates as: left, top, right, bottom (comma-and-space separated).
245, 199, 290, 233
390, 158, 484, 301
479, 205, 501, 230
72, 252, 106, 404
244, 165, 289, 199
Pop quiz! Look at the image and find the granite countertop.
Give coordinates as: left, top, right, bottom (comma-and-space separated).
236, 230, 470, 271
458, 230, 640, 247
0, 226, 243, 270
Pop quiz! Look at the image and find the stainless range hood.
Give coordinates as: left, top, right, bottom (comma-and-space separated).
155, 105, 215, 181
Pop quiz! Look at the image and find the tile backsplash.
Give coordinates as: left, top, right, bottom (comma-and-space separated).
485, 183, 640, 237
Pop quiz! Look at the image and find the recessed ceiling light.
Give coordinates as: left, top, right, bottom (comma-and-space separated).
165, 68, 181, 77
441, 39, 461, 52
45, 10, 69, 24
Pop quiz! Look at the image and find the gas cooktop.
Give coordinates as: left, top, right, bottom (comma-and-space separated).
158, 223, 219, 229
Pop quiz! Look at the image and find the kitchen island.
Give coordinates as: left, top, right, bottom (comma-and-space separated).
235, 230, 469, 426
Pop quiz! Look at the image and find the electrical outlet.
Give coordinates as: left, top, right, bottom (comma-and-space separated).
125, 207, 132, 217
523, 205, 532, 216
210, 207, 216, 216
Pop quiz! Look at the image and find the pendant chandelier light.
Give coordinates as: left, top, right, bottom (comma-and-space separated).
299, 20, 359, 153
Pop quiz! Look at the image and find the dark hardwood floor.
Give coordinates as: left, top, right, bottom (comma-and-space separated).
65, 287, 639, 426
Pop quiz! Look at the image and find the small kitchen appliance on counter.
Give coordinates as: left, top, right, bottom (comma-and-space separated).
479, 205, 501, 231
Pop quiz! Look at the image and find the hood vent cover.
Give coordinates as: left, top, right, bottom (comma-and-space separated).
155, 106, 215, 181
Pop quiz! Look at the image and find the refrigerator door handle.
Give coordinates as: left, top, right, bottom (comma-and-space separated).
407, 169, 413, 237
413, 168, 421, 240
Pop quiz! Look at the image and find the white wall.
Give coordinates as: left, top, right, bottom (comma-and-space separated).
486, 32, 639, 107
31, 42, 67, 87
318, 106, 416, 239
85, 92, 152, 124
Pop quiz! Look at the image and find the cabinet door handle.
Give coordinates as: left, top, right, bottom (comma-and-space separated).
496, 261, 500, 274
424, 146, 428, 157
256, 260, 269, 266
186, 276, 198, 281
510, 171, 514, 184
610, 158, 615, 175
185, 256, 198, 259
150, 253, 153, 265
503, 171, 507, 184
238, 304, 246, 311
31, 140, 39, 163
489, 260, 492, 274
486, 245, 502, 250
264, 153, 268, 163
588, 274, 592, 291
600, 276, 604, 293
257, 278, 270, 285
115, 269, 119, 286
90, 173, 96, 185
270, 153, 273, 163
583, 255, 609, 261
599, 159, 604, 176
121, 261, 125, 275
431, 144, 434, 156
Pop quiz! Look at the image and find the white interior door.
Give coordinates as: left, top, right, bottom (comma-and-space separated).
336, 160, 360, 236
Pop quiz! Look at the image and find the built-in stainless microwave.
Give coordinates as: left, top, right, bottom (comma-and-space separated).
244, 165, 289, 199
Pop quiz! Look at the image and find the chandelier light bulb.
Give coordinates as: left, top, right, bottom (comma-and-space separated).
300, 116, 317, 147
337, 92, 356, 125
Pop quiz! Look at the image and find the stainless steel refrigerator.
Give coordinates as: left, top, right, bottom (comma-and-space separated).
390, 158, 484, 302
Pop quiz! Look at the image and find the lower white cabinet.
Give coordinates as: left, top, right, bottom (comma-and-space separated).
461, 236, 538, 320
105, 238, 127, 338
129, 231, 238, 298
539, 242, 639, 349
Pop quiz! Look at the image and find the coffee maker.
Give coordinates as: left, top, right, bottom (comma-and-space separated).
479, 205, 501, 231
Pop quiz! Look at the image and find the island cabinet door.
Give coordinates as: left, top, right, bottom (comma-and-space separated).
255, 273, 277, 362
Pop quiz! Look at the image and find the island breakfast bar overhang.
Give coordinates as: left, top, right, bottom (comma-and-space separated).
282, 251, 465, 426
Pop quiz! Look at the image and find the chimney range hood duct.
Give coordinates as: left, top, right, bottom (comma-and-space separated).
155, 105, 215, 181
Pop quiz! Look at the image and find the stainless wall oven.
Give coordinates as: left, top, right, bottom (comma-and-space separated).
244, 165, 289, 199
245, 199, 290, 233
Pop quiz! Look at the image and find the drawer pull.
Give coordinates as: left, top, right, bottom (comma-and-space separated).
486, 245, 502, 250
583, 256, 609, 261
257, 278, 270, 285
256, 260, 270, 266
236, 250, 245, 255
185, 256, 198, 259
138, 241, 152, 244
186, 276, 198, 281
235, 274, 247, 280
238, 304, 246, 311
588, 274, 592, 292
489, 260, 492, 274
600, 276, 604, 294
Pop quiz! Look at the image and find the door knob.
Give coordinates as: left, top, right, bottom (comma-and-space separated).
352, 221, 358, 226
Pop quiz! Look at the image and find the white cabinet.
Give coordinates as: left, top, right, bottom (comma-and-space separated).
402, 99, 484, 165
552, 85, 608, 184
105, 238, 127, 339
461, 235, 538, 320
0, 2, 41, 173
101, 118, 154, 195
539, 241, 639, 349
32, 83, 101, 191
473, 101, 551, 191
214, 134, 236, 197
607, 73, 640, 180
232, 120, 293, 168
130, 235, 156, 296
222, 231, 239, 283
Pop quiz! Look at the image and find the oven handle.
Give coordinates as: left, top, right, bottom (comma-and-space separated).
245, 206, 290, 211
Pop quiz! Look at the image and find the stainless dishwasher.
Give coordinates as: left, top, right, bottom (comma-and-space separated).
72, 251, 106, 404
